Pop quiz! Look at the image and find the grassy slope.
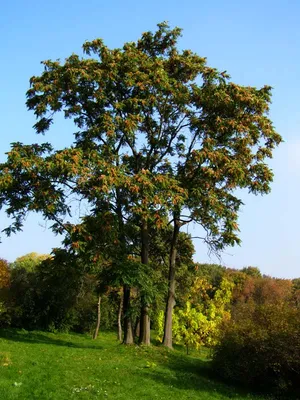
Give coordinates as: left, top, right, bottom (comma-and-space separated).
0, 329, 266, 400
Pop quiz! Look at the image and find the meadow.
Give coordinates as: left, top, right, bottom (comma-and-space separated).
0, 328, 268, 400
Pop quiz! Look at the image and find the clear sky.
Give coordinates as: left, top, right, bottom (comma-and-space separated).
0, 0, 299, 278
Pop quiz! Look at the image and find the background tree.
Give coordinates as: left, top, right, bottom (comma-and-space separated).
157, 276, 233, 354
11, 252, 50, 272
0, 258, 10, 289
213, 302, 300, 397
292, 278, 300, 308
0, 258, 10, 327
240, 266, 262, 278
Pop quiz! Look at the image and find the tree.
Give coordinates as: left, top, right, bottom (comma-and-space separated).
0, 22, 188, 344
11, 252, 50, 272
229, 272, 293, 307
0, 258, 10, 326
241, 266, 262, 278
252, 277, 292, 306
6, 249, 89, 330
0, 258, 10, 289
0, 23, 282, 346
292, 278, 300, 308
157, 277, 233, 354
213, 302, 300, 397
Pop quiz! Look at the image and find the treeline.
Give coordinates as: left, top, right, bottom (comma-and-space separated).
0, 238, 195, 334
1, 253, 298, 336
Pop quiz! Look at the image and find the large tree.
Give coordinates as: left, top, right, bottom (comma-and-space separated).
0, 23, 282, 345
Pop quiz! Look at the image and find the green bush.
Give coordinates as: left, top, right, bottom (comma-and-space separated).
212, 303, 300, 397
0, 300, 11, 327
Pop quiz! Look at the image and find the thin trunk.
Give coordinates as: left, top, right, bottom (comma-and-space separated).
163, 214, 180, 349
134, 317, 140, 338
115, 188, 133, 344
93, 295, 101, 340
139, 220, 151, 345
117, 292, 123, 342
123, 285, 134, 344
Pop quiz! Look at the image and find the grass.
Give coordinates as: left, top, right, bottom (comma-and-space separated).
0, 328, 268, 400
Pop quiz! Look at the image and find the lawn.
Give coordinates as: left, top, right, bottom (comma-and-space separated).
0, 329, 266, 400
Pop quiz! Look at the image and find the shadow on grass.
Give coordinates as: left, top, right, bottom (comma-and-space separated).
141, 347, 262, 399
0, 329, 102, 350
158, 351, 297, 400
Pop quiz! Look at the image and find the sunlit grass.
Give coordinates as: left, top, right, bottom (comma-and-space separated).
0, 329, 267, 399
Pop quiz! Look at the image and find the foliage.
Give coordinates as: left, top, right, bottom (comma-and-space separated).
195, 263, 226, 289
0, 302, 11, 328
172, 302, 214, 354
229, 271, 293, 307
11, 252, 50, 272
0, 258, 10, 288
158, 277, 233, 353
0, 23, 282, 250
251, 277, 292, 305
292, 278, 300, 307
4, 251, 95, 331
292, 278, 300, 291
240, 266, 262, 278
213, 303, 300, 397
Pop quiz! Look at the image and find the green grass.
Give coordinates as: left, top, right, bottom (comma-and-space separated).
0, 328, 267, 400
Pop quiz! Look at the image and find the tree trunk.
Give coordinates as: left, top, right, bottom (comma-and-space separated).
163, 215, 180, 349
117, 292, 123, 342
134, 317, 140, 338
139, 220, 151, 346
123, 285, 134, 344
93, 295, 101, 340
139, 301, 151, 345
115, 188, 133, 344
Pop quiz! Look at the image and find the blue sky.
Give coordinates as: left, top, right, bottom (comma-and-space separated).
0, 0, 298, 278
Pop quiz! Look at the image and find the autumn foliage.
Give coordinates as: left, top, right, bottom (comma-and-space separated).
0, 258, 10, 289
213, 303, 300, 397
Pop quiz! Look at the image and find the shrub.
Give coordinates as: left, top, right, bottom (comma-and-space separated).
0, 301, 11, 327
212, 303, 300, 397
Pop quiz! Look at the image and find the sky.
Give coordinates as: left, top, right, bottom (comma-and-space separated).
0, 0, 299, 278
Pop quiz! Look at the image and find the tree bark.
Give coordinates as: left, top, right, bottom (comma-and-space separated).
117, 291, 123, 342
139, 301, 151, 345
123, 285, 134, 344
134, 316, 140, 338
139, 219, 151, 345
163, 214, 180, 349
93, 295, 101, 340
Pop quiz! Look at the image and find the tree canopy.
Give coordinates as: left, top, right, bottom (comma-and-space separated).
0, 22, 281, 241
